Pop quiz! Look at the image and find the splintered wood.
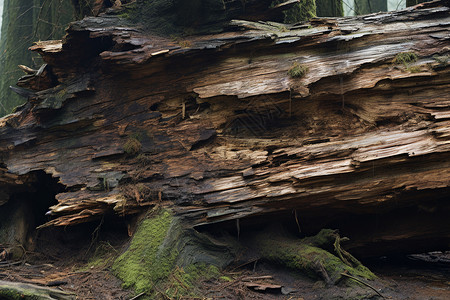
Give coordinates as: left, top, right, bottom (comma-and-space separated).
0, 1, 449, 255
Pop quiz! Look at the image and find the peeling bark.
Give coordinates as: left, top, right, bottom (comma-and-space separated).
0, 0, 449, 256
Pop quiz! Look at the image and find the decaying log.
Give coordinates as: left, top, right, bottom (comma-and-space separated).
0, 1, 449, 256
0, 280, 75, 300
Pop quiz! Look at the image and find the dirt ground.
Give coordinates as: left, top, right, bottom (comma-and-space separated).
0, 226, 449, 300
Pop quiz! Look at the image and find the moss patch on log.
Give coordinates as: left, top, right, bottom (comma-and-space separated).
165, 263, 220, 299
288, 62, 309, 78
112, 210, 176, 293
112, 209, 233, 298
254, 229, 375, 285
394, 51, 418, 66
394, 51, 421, 73
123, 137, 142, 156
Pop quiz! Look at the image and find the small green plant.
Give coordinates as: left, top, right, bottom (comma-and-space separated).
288, 62, 309, 78
407, 66, 422, 73
79, 242, 118, 271
165, 264, 220, 299
123, 137, 142, 155
179, 40, 192, 48
219, 275, 233, 282
432, 54, 449, 66
118, 12, 130, 19
394, 51, 418, 66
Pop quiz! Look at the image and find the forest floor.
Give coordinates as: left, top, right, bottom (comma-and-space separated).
0, 226, 449, 300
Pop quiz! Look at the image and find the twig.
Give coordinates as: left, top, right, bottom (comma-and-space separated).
218, 275, 246, 291
340, 272, 385, 299
154, 286, 171, 300
236, 218, 240, 240
128, 292, 146, 300
242, 275, 273, 281
86, 216, 104, 255
0, 261, 22, 268
171, 271, 189, 290
68, 271, 92, 275
293, 209, 301, 233
46, 280, 68, 287
229, 258, 259, 272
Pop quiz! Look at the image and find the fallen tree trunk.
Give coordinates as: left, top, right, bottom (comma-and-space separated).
0, 0, 449, 256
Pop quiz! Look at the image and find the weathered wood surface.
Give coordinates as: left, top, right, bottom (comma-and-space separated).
0, 1, 449, 255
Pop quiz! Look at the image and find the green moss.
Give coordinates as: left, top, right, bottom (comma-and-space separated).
113, 211, 177, 292
432, 54, 448, 67
81, 242, 118, 271
112, 210, 231, 299
304, 228, 337, 248
255, 229, 376, 284
118, 12, 130, 19
272, 0, 316, 23
165, 263, 220, 299
393, 52, 422, 73
394, 51, 418, 66
0, 283, 75, 300
178, 40, 192, 48
219, 275, 233, 282
288, 62, 309, 78
117, 1, 137, 19
123, 137, 142, 155
112, 210, 176, 294
407, 66, 422, 73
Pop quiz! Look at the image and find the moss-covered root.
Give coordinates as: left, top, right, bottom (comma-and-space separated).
112, 209, 233, 299
255, 229, 375, 285
0, 280, 76, 300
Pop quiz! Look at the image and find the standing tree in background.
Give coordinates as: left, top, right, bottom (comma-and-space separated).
406, 0, 429, 6
316, 0, 344, 17
71, 0, 102, 19
0, 0, 75, 116
355, 0, 387, 14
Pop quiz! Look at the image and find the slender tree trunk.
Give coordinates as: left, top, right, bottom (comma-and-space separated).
355, 0, 387, 14
406, 0, 429, 6
0, 0, 74, 116
316, 0, 344, 17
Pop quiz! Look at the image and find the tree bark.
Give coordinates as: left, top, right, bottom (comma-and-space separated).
0, 0, 449, 256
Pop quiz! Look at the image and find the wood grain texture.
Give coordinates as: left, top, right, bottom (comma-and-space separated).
0, 1, 449, 255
